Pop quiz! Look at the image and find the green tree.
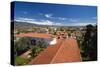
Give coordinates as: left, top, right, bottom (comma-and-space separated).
81, 24, 97, 61
14, 37, 31, 55
31, 46, 43, 57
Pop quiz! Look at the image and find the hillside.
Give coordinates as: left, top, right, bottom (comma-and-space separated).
13, 21, 49, 29
12, 21, 85, 30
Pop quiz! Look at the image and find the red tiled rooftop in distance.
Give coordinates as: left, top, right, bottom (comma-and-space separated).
15, 33, 51, 39
29, 38, 82, 64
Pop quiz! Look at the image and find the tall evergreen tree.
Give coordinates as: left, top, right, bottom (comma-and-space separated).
82, 24, 97, 61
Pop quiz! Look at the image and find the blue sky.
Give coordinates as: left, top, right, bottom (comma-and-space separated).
13, 1, 97, 26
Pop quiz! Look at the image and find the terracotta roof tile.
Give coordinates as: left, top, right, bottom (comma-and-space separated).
15, 33, 51, 39
28, 38, 82, 65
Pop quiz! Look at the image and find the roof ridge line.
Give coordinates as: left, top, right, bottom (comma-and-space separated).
50, 39, 65, 63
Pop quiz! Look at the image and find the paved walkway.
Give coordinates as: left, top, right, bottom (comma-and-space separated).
20, 49, 31, 59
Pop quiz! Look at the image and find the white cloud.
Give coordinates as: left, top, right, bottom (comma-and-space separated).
15, 17, 65, 26
15, 17, 54, 25
58, 17, 67, 20
17, 18, 34, 21
65, 21, 96, 26
39, 13, 68, 21
55, 22, 62, 26
39, 13, 53, 18
92, 17, 97, 20
69, 18, 78, 22
15, 17, 96, 26
37, 20, 53, 25
15, 17, 35, 22
44, 14, 53, 18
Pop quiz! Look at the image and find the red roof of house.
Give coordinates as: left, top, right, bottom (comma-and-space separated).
28, 38, 82, 64
15, 33, 51, 39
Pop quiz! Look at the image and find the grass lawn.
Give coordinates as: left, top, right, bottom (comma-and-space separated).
15, 56, 30, 65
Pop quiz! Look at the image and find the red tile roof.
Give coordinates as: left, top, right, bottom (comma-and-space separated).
15, 33, 51, 39
28, 38, 82, 65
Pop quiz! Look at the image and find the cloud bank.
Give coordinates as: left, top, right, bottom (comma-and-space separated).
14, 16, 97, 26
